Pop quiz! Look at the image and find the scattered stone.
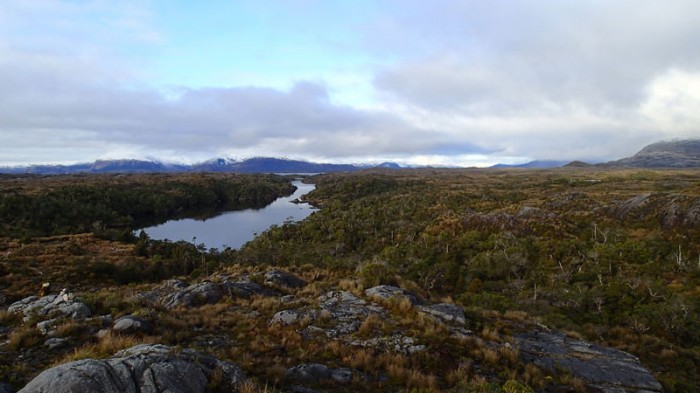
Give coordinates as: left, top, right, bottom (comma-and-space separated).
19, 344, 245, 393
44, 337, 68, 350
270, 310, 302, 326
418, 303, 466, 325
265, 270, 307, 289
36, 318, 58, 335
112, 315, 153, 334
281, 295, 296, 303
514, 330, 663, 393
365, 285, 421, 305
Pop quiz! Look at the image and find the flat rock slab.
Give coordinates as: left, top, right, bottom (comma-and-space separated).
514, 330, 663, 393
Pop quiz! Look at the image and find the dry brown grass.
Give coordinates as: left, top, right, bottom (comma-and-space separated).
338, 278, 364, 297
559, 374, 587, 393
481, 347, 500, 366
446, 360, 473, 386
7, 326, 42, 351
357, 313, 385, 337
480, 327, 500, 342
503, 310, 529, 322
498, 345, 519, 365
58, 331, 155, 363
55, 320, 85, 337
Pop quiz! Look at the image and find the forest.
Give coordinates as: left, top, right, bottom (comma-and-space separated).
1, 169, 699, 392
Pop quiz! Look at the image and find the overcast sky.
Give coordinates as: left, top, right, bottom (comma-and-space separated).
1, 0, 699, 167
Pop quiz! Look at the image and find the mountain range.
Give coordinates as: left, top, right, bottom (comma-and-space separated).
2, 139, 699, 174
0, 157, 399, 175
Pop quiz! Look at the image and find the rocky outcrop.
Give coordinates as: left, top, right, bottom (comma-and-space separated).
8, 289, 91, 322
18, 344, 245, 393
136, 277, 276, 309
514, 330, 663, 393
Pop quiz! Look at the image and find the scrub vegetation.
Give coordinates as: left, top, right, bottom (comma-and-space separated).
1, 169, 699, 392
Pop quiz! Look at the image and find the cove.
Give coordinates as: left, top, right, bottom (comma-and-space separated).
141, 180, 317, 250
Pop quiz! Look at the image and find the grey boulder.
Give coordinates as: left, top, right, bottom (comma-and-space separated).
19, 344, 244, 393
112, 315, 153, 334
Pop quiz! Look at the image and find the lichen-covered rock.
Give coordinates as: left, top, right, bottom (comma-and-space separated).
8, 290, 91, 322
514, 330, 663, 393
265, 270, 307, 289
19, 344, 245, 393
365, 285, 420, 305
317, 291, 385, 337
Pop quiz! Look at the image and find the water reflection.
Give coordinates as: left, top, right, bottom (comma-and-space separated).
142, 180, 316, 250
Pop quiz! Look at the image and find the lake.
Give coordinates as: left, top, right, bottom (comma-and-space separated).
141, 180, 317, 250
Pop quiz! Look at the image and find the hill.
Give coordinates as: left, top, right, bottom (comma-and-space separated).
606, 139, 700, 168
491, 160, 567, 169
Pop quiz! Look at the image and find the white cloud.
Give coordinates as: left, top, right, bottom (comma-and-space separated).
641, 69, 700, 134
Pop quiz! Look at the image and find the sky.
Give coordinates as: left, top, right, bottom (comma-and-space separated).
1, 0, 699, 167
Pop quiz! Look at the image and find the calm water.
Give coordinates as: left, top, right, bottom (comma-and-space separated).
141, 180, 317, 250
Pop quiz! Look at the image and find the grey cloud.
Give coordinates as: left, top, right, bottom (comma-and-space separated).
0, 53, 468, 164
